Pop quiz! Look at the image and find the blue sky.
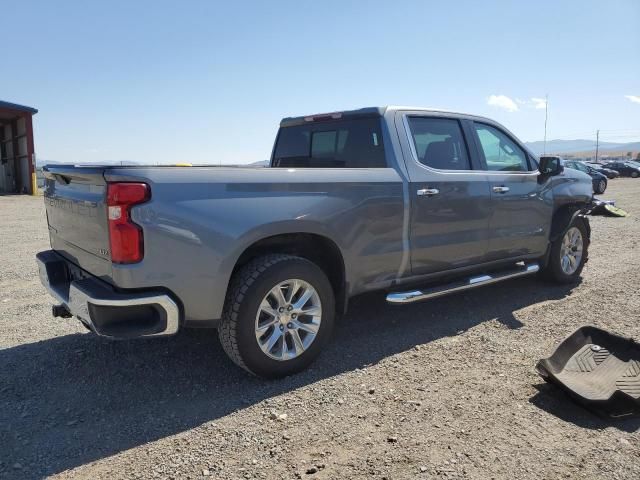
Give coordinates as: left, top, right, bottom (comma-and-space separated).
2, 0, 639, 164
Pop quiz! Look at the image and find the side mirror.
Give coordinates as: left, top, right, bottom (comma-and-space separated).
539, 156, 563, 176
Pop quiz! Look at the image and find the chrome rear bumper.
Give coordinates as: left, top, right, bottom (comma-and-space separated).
36, 250, 180, 338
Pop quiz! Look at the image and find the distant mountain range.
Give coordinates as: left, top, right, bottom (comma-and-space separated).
36, 159, 270, 168
35, 140, 640, 168
36, 159, 143, 167
525, 139, 640, 156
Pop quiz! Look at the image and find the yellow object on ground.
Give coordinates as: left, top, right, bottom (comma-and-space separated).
604, 205, 628, 217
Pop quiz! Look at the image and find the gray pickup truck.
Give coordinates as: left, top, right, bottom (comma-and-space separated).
37, 106, 593, 377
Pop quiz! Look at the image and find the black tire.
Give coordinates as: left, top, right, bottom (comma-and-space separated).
632, 171, 639, 178
218, 254, 335, 378
595, 178, 607, 194
539, 217, 589, 284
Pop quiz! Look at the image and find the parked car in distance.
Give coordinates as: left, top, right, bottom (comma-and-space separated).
37, 106, 593, 378
603, 161, 640, 178
584, 162, 619, 179
561, 159, 608, 194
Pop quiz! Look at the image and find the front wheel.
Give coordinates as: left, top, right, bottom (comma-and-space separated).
631, 171, 639, 178
595, 178, 607, 194
540, 218, 589, 283
218, 254, 335, 378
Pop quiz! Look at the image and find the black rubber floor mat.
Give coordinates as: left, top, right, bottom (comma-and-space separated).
536, 326, 640, 418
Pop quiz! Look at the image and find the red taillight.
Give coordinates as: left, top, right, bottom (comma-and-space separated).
106, 182, 150, 264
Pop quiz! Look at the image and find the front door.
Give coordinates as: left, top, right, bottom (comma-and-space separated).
400, 114, 492, 275
471, 122, 551, 261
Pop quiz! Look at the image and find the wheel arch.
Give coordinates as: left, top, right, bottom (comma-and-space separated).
549, 203, 590, 242
230, 233, 348, 316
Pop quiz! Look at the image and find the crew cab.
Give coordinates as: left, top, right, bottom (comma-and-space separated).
37, 107, 593, 377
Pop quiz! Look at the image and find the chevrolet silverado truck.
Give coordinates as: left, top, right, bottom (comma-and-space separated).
37, 106, 593, 378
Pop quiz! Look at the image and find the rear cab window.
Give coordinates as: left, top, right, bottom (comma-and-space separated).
272, 117, 386, 168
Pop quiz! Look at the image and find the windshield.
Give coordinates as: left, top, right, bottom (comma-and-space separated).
565, 161, 587, 172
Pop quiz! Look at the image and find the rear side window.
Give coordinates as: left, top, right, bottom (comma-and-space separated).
272, 118, 386, 168
406, 117, 471, 170
474, 123, 529, 172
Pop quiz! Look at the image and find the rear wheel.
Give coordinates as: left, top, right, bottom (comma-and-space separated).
595, 178, 607, 194
218, 254, 335, 378
540, 218, 589, 283
631, 171, 639, 178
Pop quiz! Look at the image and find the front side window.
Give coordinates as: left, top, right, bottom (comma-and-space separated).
407, 117, 471, 170
272, 117, 386, 168
474, 123, 529, 172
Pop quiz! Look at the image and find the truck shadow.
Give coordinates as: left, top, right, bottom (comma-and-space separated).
529, 383, 640, 433
0, 277, 587, 478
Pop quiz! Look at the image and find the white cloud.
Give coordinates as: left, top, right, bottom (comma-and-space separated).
625, 95, 640, 104
531, 97, 547, 109
487, 95, 519, 112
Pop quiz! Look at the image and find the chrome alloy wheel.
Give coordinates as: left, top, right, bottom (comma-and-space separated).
560, 227, 583, 275
255, 279, 322, 361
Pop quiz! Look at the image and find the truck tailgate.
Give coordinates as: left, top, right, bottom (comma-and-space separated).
43, 166, 113, 280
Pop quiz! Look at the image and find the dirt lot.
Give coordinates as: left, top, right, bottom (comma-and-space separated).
1, 180, 639, 480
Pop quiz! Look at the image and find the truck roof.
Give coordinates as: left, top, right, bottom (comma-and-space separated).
279, 106, 495, 127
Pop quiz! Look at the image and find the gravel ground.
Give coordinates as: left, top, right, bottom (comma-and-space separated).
1, 179, 639, 480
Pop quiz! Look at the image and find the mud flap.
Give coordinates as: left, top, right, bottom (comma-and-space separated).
536, 326, 640, 418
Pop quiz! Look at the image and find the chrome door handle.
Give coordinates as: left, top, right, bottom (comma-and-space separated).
417, 188, 440, 197
492, 186, 510, 194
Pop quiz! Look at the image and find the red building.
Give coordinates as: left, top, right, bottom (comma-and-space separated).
0, 100, 38, 194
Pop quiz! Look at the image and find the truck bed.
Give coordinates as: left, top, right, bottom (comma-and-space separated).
42, 163, 406, 323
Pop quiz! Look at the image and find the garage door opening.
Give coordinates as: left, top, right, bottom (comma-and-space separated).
0, 100, 38, 195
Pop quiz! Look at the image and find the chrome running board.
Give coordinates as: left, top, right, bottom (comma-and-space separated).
386, 263, 540, 304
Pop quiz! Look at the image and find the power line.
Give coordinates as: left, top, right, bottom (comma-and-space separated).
545, 131, 599, 140
598, 134, 640, 139
543, 94, 549, 154
545, 128, 640, 140
542, 133, 640, 143
597, 129, 640, 133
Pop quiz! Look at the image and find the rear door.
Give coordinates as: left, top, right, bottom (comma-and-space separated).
398, 112, 492, 275
43, 166, 113, 279
470, 122, 551, 261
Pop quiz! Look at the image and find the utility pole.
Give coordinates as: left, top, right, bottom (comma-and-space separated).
595, 130, 600, 163
543, 94, 549, 154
